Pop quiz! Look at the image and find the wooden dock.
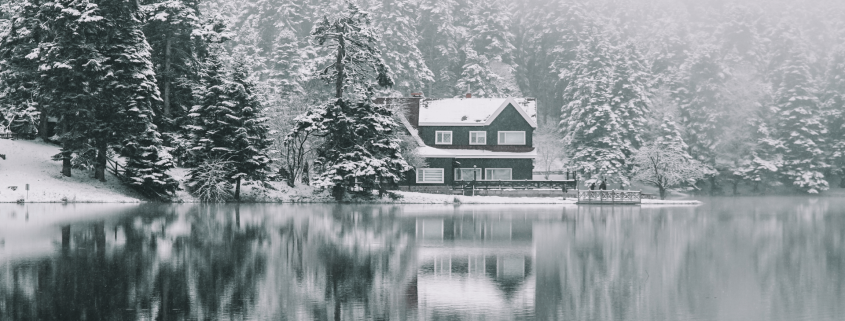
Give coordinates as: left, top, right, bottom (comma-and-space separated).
576, 190, 642, 204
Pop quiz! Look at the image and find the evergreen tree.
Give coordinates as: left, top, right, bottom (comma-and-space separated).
36, 0, 105, 177
227, 59, 272, 199
671, 46, 726, 167
141, 0, 202, 121
767, 35, 828, 193
189, 51, 232, 162
99, 0, 178, 197
372, 0, 433, 95
466, 0, 514, 62
417, 0, 460, 97
455, 45, 500, 97
288, 3, 409, 200
189, 51, 272, 200
0, 0, 46, 138
560, 31, 650, 184
823, 47, 845, 187
514, 0, 588, 124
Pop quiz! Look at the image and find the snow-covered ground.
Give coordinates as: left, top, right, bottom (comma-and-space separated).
0, 139, 142, 203
0, 138, 705, 205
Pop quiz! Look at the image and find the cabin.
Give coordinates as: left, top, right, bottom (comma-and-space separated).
376, 94, 538, 186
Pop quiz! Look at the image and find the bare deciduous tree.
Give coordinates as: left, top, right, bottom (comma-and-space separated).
534, 120, 566, 179
631, 142, 707, 199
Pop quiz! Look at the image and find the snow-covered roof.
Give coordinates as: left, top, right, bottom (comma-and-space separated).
418, 97, 537, 128
417, 146, 537, 159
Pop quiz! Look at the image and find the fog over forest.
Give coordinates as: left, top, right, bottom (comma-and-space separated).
2, 0, 845, 196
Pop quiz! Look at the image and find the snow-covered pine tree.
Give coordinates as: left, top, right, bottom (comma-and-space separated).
823, 46, 845, 188
514, 0, 589, 124
417, 0, 461, 97
99, 0, 178, 197
141, 0, 202, 121
455, 45, 501, 97
372, 0, 433, 95
767, 33, 828, 193
189, 50, 236, 162
288, 3, 409, 200
671, 46, 726, 167
715, 4, 762, 64
560, 30, 650, 185
227, 59, 272, 200
0, 0, 45, 139
466, 0, 514, 63
36, 0, 105, 177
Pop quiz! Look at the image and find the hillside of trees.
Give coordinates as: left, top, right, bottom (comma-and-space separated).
2, 0, 845, 198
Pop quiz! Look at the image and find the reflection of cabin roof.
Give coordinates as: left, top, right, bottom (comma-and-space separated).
418, 98, 537, 128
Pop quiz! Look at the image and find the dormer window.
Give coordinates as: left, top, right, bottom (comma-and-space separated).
469, 131, 486, 145
435, 131, 452, 145
498, 131, 526, 145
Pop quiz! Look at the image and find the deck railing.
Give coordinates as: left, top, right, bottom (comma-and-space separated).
452, 179, 578, 192
577, 190, 642, 204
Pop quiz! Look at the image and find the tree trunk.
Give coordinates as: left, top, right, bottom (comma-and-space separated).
39, 112, 48, 141
95, 140, 107, 182
709, 176, 719, 195
732, 180, 739, 196
659, 186, 666, 200
335, 35, 345, 98
163, 35, 172, 118
61, 122, 72, 177
234, 177, 241, 202
840, 176, 845, 188
61, 147, 72, 177
332, 184, 345, 201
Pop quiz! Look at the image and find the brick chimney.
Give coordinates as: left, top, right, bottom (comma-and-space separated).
465, 93, 472, 98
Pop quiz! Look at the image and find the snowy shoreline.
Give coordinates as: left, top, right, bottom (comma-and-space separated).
1, 139, 702, 205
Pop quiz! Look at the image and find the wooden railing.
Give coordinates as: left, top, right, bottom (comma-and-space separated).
452, 179, 578, 192
576, 190, 642, 204
105, 158, 128, 181
0, 132, 35, 140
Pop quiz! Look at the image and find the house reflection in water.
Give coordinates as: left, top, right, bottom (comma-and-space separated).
410, 215, 536, 319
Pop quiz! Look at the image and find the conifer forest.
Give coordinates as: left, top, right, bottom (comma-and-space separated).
2, 0, 845, 199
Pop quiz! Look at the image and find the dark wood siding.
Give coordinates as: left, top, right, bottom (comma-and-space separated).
405, 158, 534, 185
418, 103, 534, 149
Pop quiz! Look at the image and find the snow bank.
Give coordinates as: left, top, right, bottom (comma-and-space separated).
0, 139, 142, 203
641, 199, 702, 205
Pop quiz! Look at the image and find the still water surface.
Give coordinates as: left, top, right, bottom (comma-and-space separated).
0, 198, 843, 320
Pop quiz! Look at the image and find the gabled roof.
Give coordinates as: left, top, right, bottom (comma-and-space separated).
418, 97, 537, 128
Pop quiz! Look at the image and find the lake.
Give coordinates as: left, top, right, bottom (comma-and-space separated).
1, 198, 843, 320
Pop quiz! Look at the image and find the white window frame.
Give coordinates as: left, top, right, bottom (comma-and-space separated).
455, 168, 482, 181
469, 131, 487, 145
416, 168, 445, 183
435, 131, 453, 145
484, 168, 513, 181
497, 131, 526, 145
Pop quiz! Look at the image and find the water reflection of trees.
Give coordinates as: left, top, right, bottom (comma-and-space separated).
263, 205, 417, 321
0, 204, 267, 321
534, 200, 845, 321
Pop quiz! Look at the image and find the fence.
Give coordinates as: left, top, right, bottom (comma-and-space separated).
105, 158, 128, 181
576, 190, 642, 204
452, 179, 578, 192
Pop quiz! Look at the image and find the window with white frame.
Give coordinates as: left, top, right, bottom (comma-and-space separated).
469, 131, 487, 145
485, 168, 512, 181
417, 168, 445, 183
455, 168, 482, 181
435, 131, 452, 145
498, 131, 526, 145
